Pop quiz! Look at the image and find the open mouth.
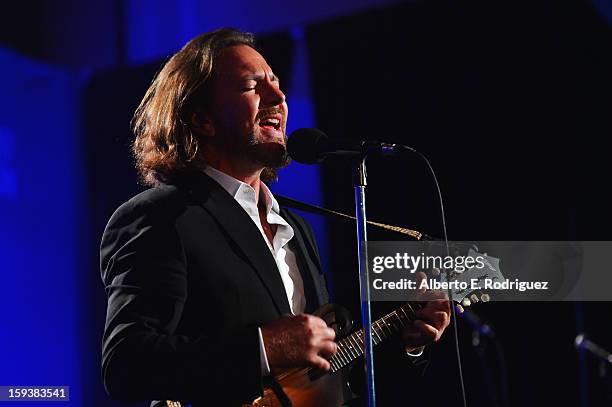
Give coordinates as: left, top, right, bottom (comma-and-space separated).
258, 115, 282, 131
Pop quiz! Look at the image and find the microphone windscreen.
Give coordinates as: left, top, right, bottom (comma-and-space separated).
287, 128, 328, 164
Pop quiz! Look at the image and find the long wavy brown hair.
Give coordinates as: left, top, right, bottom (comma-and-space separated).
132, 28, 255, 186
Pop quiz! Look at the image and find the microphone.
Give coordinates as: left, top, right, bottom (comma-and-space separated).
287, 128, 415, 164
575, 333, 612, 364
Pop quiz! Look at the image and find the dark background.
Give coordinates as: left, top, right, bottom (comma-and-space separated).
2, 0, 612, 405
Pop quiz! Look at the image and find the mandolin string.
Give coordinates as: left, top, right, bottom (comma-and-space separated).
310, 301, 422, 374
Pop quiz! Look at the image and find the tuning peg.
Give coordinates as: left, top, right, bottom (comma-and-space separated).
462, 297, 471, 307
480, 293, 490, 302
470, 294, 480, 303
455, 304, 465, 314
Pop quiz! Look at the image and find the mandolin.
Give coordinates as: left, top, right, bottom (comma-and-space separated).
247, 301, 431, 407
166, 249, 503, 407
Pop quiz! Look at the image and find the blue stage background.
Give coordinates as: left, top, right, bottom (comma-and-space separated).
1, 1, 612, 405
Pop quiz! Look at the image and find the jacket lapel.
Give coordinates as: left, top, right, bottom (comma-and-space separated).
186, 172, 292, 315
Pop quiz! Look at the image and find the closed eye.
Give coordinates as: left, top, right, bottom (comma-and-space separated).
242, 79, 257, 92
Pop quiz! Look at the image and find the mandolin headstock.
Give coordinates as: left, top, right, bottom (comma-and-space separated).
422, 246, 505, 311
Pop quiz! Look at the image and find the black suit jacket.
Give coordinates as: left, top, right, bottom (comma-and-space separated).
100, 172, 329, 406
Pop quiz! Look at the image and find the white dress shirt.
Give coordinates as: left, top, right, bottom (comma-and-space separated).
203, 166, 307, 374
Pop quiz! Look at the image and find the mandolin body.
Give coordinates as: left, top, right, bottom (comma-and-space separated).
247, 367, 353, 407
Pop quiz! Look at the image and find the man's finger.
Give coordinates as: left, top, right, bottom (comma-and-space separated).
318, 340, 338, 359
415, 271, 427, 294
305, 314, 329, 329
427, 299, 451, 310
311, 355, 332, 371
414, 320, 440, 341
417, 289, 449, 302
417, 309, 450, 328
319, 327, 336, 341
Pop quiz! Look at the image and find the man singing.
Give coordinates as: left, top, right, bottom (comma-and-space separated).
100, 28, 450, 406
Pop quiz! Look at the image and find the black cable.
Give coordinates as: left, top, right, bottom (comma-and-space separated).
404, 146, 468, 407
279, 143, 469, 406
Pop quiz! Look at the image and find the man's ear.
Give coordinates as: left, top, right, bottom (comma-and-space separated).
191, 109, 215, 138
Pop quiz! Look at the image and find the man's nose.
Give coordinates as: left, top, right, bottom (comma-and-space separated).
261, 82, 285, 107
